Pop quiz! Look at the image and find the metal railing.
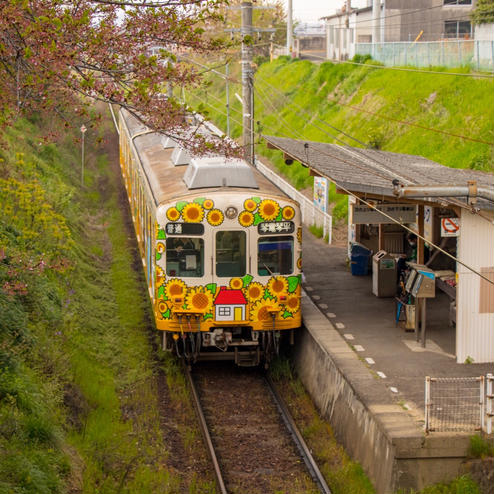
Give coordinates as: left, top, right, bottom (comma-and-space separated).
255, 157, 332, 244
425, 376, 488, 433
356, 40, 494, 72
487, 374, 493, 435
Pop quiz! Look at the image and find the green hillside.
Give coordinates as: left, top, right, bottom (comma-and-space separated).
188, 57, 494, 218
0, 115, 212, 493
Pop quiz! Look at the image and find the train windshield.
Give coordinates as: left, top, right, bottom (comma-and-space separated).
258, 236, 293, 276
216, 231, 246, 277
166, 237, 204, 277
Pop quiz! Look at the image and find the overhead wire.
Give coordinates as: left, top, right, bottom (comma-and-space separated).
262, 129, 494, 285
185, 68, 494, 284
341, 3, 486, 27
287, 49, 494, 78
255, 72, 493, 151
184, 59, 493, 223
254, 72, 493, 216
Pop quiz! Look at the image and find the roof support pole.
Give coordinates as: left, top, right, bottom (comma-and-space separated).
417, 204, 424, 265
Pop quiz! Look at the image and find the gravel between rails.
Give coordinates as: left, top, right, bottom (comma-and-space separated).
193, 361, 319, 494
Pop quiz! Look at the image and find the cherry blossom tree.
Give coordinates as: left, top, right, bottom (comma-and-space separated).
0, 0, 237, 153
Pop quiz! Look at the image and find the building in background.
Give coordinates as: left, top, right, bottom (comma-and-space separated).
323, 0, 480, 61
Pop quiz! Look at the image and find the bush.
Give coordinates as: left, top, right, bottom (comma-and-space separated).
468, 434, 494, 459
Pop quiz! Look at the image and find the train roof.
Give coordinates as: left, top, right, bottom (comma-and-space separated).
121, 110, 292, 207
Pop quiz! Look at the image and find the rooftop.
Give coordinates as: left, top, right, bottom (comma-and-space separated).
263, 135, 494, 210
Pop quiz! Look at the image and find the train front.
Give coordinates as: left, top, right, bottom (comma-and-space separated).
154, 189, 302, 367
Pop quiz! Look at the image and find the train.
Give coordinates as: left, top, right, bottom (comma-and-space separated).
118, 109, 302, 366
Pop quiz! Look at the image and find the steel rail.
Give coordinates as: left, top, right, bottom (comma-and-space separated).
182, 361, 228, 494
265, 374, 333, 494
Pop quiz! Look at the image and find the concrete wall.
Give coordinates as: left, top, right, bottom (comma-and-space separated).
295, 294, 472, 493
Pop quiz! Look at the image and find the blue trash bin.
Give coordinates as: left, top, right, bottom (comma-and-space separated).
350, 243, 372, 276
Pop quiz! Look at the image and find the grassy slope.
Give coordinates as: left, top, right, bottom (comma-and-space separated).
189, 57, 494, 219
0, 115, 212, 493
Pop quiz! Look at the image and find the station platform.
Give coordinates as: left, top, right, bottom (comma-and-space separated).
301, 226, 493, 419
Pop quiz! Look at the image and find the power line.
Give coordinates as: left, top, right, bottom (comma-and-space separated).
186, 69, 494, 284
255, 72, 493, 149
254, 82, 366, 148
343, 3, 483, 27
295, 50, 494, 78
327, 99, 494, 147
187, 92, 245, 129
263, 130, 494, 285
254, 73, 494, 216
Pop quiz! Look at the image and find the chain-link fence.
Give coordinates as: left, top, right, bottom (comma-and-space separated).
356, 40, 494, 72
425, 376, 485, 433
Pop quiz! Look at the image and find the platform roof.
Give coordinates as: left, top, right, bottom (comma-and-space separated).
263, 135, 494, 211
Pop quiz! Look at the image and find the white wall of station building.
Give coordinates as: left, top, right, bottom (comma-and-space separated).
456, 209, 494, 364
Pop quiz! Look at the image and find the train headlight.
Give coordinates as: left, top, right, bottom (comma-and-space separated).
225, 206, 238, 219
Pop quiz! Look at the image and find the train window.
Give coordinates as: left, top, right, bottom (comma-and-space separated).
216, 231, 246, 278
166, 237, 204, 277
258, 236, 293, 276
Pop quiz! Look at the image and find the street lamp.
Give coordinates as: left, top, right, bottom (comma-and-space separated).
80, 124, 87, 186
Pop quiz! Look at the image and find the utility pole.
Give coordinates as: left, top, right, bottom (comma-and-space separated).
226, 2, 275, 165
225, 62, 230, 137
287, 0, 293, 57
241, 1, 254, 164
80, 124, 87, 186
372, 0, 380, 45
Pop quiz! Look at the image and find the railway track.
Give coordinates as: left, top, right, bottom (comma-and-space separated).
183, 361, 332, 494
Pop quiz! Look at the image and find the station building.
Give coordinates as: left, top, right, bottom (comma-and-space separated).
263, 135, 494, 364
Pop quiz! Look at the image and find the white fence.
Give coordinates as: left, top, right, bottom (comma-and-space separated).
425, 375, 494, 433
255, 157, 332, 244
356, 40, 494, 72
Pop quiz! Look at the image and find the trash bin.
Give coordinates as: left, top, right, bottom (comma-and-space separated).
350, 243, 372, 276
372, 250, 397, 297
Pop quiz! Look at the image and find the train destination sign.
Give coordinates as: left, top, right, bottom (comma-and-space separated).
353, 204, 416, 224
258, 221, 295, 234
166, 223, 204, 235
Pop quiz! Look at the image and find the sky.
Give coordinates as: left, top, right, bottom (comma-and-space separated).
280, 0, 368, 24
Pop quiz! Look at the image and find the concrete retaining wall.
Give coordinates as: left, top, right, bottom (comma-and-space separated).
294, 294, 471, 493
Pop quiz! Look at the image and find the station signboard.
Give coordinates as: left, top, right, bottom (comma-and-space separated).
353, 203, 416, 224
313, 177, 328, 213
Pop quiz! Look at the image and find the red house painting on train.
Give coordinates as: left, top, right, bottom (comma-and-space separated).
214, 287, 247, 321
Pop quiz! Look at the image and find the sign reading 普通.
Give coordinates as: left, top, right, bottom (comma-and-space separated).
353, 204, 416, 224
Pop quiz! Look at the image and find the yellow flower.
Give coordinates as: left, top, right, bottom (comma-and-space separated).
267, 276, 288, 296
156, 266, 165, 287
246, 282, 264, 303
182, 203, 204, 223
186, 286, 213, 312
203, 199, 214, 210
297, 257, 302, 270
282, 205, 295, 220
283, 294, 300, 314
244, 198, 257, 212
156, 242, 165, 253
207, 209, 224, 226
157, 300, 169, 313
229, 277, 243, 290
250, 299, 275, 322
167, 207, 180, 221
165, 278, 187, 300
238, 210, 254, 227
259, 199, 280, 221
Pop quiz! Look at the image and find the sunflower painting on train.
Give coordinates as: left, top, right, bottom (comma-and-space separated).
154, 196, 301, 326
